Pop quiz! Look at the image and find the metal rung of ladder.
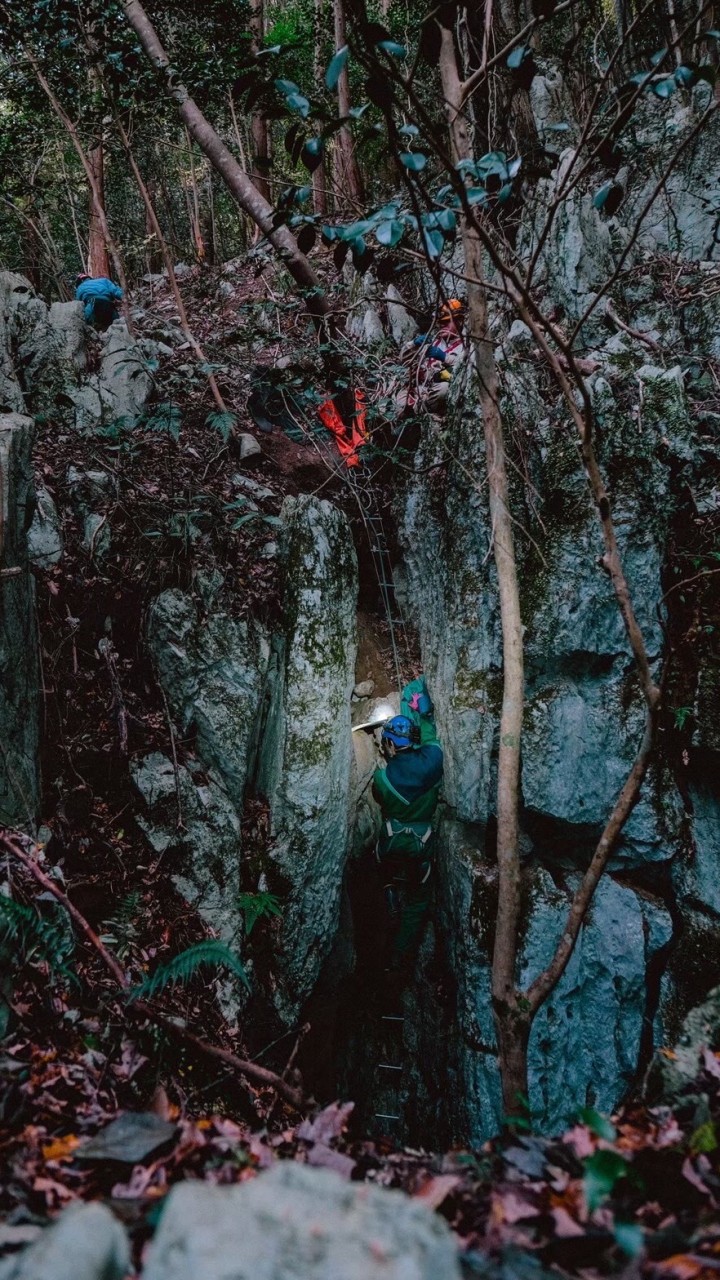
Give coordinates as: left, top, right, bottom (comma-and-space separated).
374, 1113, 400, 1121
381, 1015, 404, 1022
378, 1062, 403, 1072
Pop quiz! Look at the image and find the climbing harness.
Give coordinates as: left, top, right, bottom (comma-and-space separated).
380, 819, 432, 853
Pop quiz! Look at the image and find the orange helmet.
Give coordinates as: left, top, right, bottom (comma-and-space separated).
440, 298, 463, 320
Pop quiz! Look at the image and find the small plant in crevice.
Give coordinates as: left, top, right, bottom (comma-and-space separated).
237, 891, 283, 937
128, 939, 248, 1002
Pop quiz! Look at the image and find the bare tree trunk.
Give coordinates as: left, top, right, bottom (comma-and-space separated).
87, 143, 110, 276
312, 0, 329, 216
438, 24, 526, 1115
333, 0, 363, 206
249, 0, 271, 200
184, 127, 206, 260
113, 110, 228, 414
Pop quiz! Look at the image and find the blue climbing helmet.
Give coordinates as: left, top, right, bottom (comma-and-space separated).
381, 715, 418, 750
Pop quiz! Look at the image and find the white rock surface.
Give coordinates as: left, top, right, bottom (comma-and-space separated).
142, 1163, 461, 1280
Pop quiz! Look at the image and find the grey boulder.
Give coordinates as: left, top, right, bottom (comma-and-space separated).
0, 1203, 129, 1280
142, 1162, 461, 1280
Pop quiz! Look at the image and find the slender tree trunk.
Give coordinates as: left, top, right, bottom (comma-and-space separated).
87, 143, 110, 276
312, 0, 329, 216
184, 127, 206, 260
438, 24, 526, 1114
249, 0, 271, 200
113, 110, 228, 413
333, 0, 363, 206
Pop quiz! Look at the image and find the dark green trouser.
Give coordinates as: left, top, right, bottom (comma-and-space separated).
376, 834, 433, 969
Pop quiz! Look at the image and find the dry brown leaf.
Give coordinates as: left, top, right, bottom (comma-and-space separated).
41, 1134, 80, 1163
415, 1174, 461, 1209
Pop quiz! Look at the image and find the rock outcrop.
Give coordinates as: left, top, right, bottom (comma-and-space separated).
258, 496, 358, 1021
142, 1163, 461, 1280
0, 413, 40, 830
0, 1202, 129, 1280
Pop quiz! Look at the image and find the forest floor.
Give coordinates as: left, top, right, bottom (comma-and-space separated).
2, 260, 720, 1278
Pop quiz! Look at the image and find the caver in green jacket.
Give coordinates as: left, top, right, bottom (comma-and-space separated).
372, 678, 443, 966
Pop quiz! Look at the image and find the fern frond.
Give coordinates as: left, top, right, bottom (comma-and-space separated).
0, 894, 77, 985
129, 940, 248, 1002
237, 891, 283, 937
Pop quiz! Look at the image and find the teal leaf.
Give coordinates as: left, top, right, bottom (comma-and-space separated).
376, 219, 404, 247
674, 64, 697, 86
301, 137, 324, 171
507, 43, 530, 69
286, 92, 311, 118
583, 1150, 629, 1212
423, 228, 444, 259
614, 1221, 644, 1258
325, 45, 349, 90
348, 103, 369, 118
274, 77, 299, 95
436, 209, 457, 232
652, 75, 677, 97
399, 123, 419, 137
400, 151, 427, 171
373, 203, 400, 220
477, 149, 509, 177
377, 40, 407, 57
703, 28, 720, 37
593, 181, 613, 209
579, 1107, 617, 1142
294, 184, 312, 202
466, 188, 488, 206
650, 46, 668, 65
496, 182, 513, 204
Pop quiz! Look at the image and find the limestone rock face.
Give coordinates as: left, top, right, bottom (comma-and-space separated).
0, 1202, 129, 1280
147, 587, 271, 813
0, 274, 75, 420
0, 414, 39, 830
398, 251, 706, 1136
437, 818, 672, 1141
0, 272, 154, 431
646, 984, 720, 1102
258, 496, 358, 1022
131, 751, 244, 948
27, 487, 63, 568
142, 1163, 461, 1280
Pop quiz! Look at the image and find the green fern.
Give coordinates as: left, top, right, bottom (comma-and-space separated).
100, 891, 142, 961
0, 894, 77, 985
129, 940, 248, 1002
237, 891, 283, 937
